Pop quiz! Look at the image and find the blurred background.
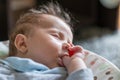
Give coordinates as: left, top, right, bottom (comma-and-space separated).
0, 0, 120, 68
0, 0, 119, 41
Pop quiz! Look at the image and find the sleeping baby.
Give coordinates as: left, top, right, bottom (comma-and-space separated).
0, 2, 93, 80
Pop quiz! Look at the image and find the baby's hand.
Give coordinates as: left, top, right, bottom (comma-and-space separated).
62, 45, 87, 74
68, 45, 82, 57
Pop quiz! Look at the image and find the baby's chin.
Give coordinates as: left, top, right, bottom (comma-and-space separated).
47, 61, 64, 69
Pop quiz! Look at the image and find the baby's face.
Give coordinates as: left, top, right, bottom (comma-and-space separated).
24, 14, 73, 68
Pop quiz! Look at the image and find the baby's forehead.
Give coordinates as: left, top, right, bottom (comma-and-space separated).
40, 14, 73, 40
31, 14, 72, 41
37, 14, 69, 28
30, 14, 56, 28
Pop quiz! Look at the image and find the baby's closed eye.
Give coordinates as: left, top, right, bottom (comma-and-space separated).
51, 33, 61, 39
51, 32, 65, 40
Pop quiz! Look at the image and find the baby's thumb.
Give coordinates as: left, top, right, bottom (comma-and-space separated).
62, 56, 71, 68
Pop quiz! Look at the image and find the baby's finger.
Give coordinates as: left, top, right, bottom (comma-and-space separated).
68, 46, 84, 57
62, 55, 71, 68
72, 52, 85, 60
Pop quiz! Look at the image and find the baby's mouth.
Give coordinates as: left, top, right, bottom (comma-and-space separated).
58, 57, 64, 67
58, 53, 69, 67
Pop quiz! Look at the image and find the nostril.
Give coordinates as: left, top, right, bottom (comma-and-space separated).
62, 43, 70, 50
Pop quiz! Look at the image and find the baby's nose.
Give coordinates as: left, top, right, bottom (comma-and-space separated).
62, 43, 71, 50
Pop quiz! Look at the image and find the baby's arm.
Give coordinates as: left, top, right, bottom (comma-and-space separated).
66, 68, 93, 80
62, 45, 93, 80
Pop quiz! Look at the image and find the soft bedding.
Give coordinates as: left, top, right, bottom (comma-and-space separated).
83, 50, 120, 80
0, 40, 9, 58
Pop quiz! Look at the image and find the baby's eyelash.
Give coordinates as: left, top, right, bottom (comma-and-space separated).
52, 33, 60, 39
53, 34, 59, 37
50, 31, 64, 40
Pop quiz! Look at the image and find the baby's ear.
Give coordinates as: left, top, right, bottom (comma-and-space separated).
14, 34, 28, 53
